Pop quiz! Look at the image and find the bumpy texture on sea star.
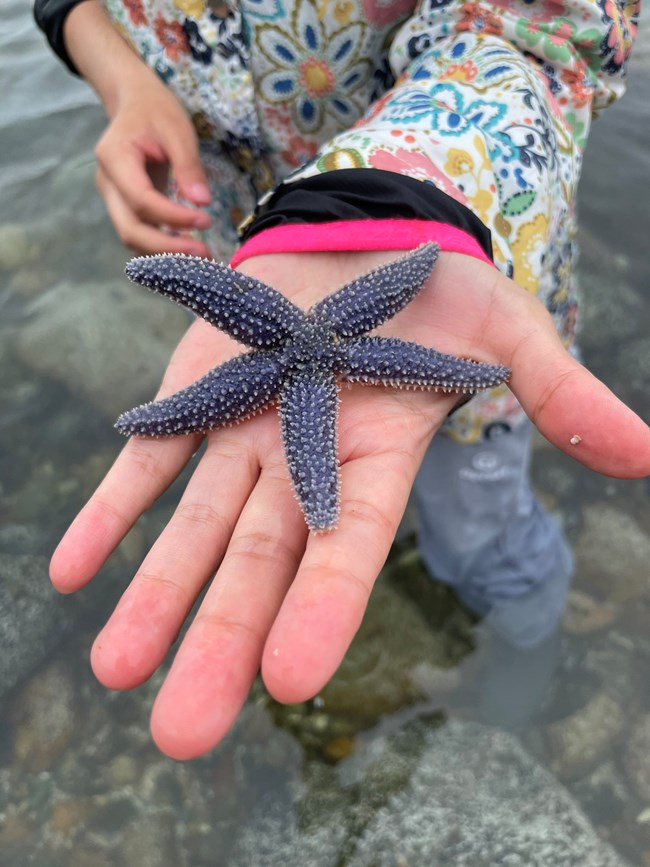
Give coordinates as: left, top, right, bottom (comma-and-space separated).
116, 244, 509, 530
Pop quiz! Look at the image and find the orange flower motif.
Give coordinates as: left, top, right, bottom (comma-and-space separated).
153, 14, 189, 62
124, 0, 146, 27
560, 67, 593, 109
441, 60, 479, 83
458, 2, 503, 35
280, 135, 320, 167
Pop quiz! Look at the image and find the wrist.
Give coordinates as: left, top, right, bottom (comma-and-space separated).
62, 1, 159, 117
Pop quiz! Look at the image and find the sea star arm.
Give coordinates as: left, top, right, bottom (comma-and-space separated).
115, 350, 286, 436
309, 243, 439, 338
278, 369, 340, 532
340, 336, 510, 392
125, 254, 308, 349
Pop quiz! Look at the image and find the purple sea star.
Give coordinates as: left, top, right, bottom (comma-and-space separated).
116, 244, 509, 530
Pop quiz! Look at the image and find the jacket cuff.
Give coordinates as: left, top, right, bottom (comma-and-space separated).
33, 0, 87, 75
232, 168, 493, 268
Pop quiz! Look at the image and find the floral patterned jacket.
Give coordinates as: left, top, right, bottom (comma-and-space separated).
103, 0, 638, 441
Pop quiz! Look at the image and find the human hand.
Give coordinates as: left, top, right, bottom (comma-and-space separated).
61, 0, 212, 256
94, 75, 213, 257
50, 251, 650, 759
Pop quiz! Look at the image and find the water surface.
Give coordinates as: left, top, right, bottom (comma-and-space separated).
1, 4, 649, 865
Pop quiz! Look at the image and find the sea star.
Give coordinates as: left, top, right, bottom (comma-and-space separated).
116, 244, 509, 530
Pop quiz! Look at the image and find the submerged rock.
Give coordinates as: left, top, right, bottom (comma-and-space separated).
16, 279, 189, 420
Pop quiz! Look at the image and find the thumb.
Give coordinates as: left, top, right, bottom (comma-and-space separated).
165, 124, 212, 207
506, 306, 650, 480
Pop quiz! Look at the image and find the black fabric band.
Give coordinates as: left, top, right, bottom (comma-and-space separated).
33, 0, 87, 75
240, 168, 493, 260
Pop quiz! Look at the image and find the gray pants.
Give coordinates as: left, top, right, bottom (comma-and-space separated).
413, 423, 573, 648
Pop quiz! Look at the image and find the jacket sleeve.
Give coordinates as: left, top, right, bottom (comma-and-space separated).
271, 0, 638, 292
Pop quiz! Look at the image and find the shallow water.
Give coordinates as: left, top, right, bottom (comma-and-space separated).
1, 3, 649, 865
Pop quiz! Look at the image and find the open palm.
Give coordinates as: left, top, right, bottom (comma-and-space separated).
51, 249, 650, 759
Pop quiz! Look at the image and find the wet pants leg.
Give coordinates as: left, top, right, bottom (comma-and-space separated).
413, 422, 573, 648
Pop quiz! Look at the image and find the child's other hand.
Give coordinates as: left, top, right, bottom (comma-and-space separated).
94, 76, 212, 257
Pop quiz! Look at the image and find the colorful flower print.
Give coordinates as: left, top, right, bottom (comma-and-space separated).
240, 0, 286, 21
316, 0, 356, 25
559, 67, 593, 109
598, 0, 636, 74
515, 17, 602, 66
174, 0, 206, 16
440, 59, 478, 83
280, 134, 320, 166
124, 0, 147, 27
369, 145, 470, 204
383, 83, 507, 140
153, 14, 189, 61
256, 0, 371, 132
316, 146, 365, 169
510, 212, 549, 294
183, 20, 214, 64
457, 2, 503, 36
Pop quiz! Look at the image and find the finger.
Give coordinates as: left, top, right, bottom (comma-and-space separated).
496, 295, 650, 478
97, 169, 211, 257
432, 255, 650, 480
519, 353, 650, 478
164, 130, 213, 207
90, 428, 261, 691
96, 141, 211, 231
150, 456, 308, 760
262, 432, 426, 704
50, 321, 220, 593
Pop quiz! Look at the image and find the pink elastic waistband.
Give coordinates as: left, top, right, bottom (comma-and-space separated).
229, 219, 494, 268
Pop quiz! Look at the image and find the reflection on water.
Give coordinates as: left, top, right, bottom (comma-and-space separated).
1, 2, 649, 864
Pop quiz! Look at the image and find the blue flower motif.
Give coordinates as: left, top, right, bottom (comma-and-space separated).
256, 0, 370, 132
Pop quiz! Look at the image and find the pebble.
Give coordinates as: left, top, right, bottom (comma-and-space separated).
51, 797, 94, 834
323, 736, 357, 763
119, 815, 180, 867
563, 590, 618, 634
10, 661, 77, 773
624, 714, 650, 801
547, 690, 625, 778
0, 222, 42, 271
574, 504, 650, 602
106, 755, 139, 788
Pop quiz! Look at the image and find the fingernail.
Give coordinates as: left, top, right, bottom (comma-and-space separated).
192, 212, 211, 229
186, 183, 211, 204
